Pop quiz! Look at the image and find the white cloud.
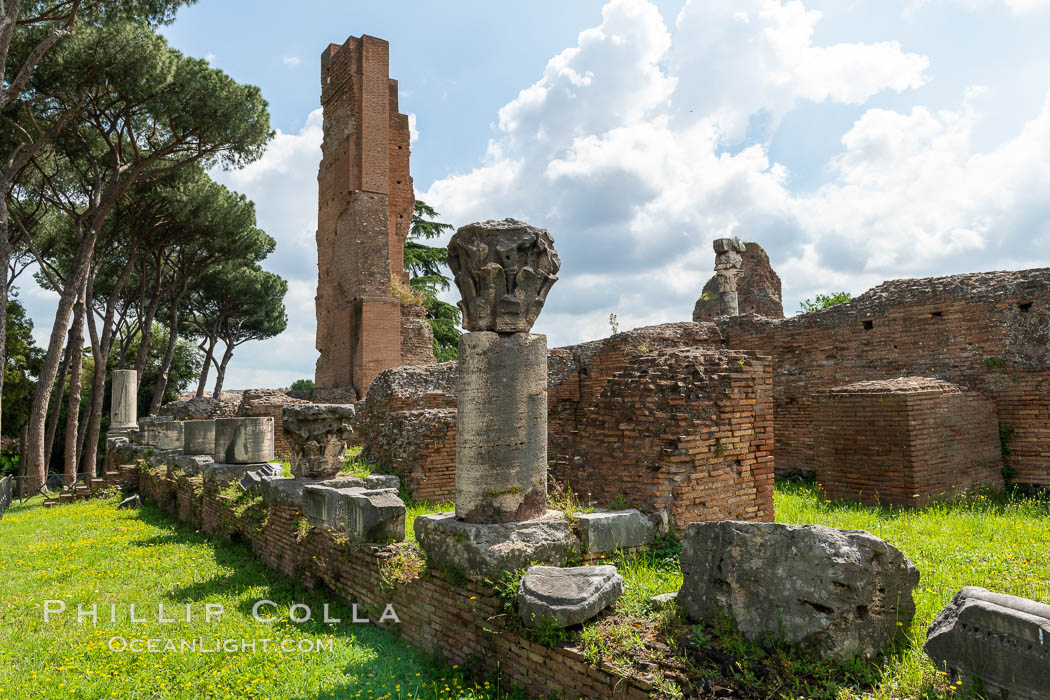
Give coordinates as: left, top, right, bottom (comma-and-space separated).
204, 52, 216, 65
1004, 0, 1050, 10
209, 110, 324, 389
408, 113, 419, 143
421, 0, 1050, 348
282, 56, 301, 66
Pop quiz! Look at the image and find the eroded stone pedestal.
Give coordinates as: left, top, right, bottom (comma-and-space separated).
183, 420, 215, 456
415, 510, 578, 582
214, 417, 275, 464
283, 404, 355, 479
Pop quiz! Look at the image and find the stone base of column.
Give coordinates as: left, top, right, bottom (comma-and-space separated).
455, 331, 548, 524
414, 510, 579, 582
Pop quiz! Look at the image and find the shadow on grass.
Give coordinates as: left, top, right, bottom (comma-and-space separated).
123, 501, 511, 697
778, 477, 1050, 520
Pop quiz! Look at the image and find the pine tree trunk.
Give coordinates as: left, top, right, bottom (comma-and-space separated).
0, 194, 9, 441
44, 333, 74, 468
63, 285, 87, 485
24, 228, 98, 493
212, 341, 234, 397
148, 291, 185, 415
195, 334, 217, 399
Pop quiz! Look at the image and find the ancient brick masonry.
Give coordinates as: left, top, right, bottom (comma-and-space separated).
126, 465, 653, 699
355, 362, 457, 501
571, 347, 775, 530
719, 269, 1050, 485
813, 378, 1003, 507
314, 34, 432, 399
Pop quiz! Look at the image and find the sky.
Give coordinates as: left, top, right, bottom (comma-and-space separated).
16, 0, 1050, 391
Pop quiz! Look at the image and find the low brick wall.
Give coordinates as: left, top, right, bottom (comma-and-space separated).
569, 347, 775, 531
813, 378, 1003, 507
130, 466, 653, 698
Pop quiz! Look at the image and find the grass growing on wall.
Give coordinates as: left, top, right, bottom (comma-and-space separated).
0, 497, 516, 699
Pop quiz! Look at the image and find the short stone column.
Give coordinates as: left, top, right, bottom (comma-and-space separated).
183, 420, 216, 456
448, 219, 560, 524
110, 370, 138, 430
713, 237, 746, 317
214, 417, 275, 464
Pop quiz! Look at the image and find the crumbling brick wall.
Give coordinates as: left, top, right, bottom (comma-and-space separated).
356, 362, 458, 500
547, 322, 724, 478
719, 268, 1050, 485
567, 348, 774, 531
237, 389, 309, 459
314, 34, 431, 398
813, 377, 1003, 507
399, 302, 435, 367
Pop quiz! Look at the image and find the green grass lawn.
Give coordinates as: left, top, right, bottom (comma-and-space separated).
774, 481, 1050, 699
0, 496, 512, 700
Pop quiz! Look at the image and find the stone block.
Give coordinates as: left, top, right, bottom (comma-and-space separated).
575, 510, 655, 553
344, 489, 405, 543
183, 420, 215, 455
139, 420, 184, 451
925, 587, 1050, 700
518, 565, 623, 629
202, 462, 277, 484
117, 495, 141, 510
214, 417, 274, 464
456, 331, 547, 524
415, 510, 579, 582
172, 454, 213, 476
678, 521, 919, 658
364, 474, 400, 491
258, 478, 316, 508
147, 449, 179, 469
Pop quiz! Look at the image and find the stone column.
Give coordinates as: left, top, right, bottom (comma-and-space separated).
713, 237, 746, 317
183, 420, 216, 456
110, 370, 138, 430
214, 417, 275, 464
448, 219, 560, 524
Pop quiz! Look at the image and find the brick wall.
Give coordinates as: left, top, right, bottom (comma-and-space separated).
719, 268, 1050, 485
568, 348, 774, 531
130, 466, 652, 698
813, 378, 1003, 507
237, 389, 309, 459
399, 301, 435, 367
315, 34, 430, 396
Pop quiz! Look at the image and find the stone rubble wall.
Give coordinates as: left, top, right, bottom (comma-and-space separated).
122, 464, 652, 698
158, 396, 239, 421
693, 241, 784, 321
399, 301, 436, 367
718, 268, 1050, 485
813, 378, 1003, 506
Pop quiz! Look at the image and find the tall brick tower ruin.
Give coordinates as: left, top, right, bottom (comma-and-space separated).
315, 34, 433, 399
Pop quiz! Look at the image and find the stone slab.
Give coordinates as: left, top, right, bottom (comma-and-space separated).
518, 565, 623, 629
575, 509, 655, 553
202, 462, 280, 484
183, 420, 215, 455
214, 417, 274, 464
925, 586, 1050, 700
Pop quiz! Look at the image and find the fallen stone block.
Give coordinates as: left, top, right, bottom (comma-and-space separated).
148, 449, 180, 469
925, 586, 1050, 700
678, 521, 919, 658
364, 474, 400, 491
302, 485, 352, 529
118, 495, 141, 510
172, 454, 213, 476
575, 509, 655, 553
202, 462, 279, 484
183, 420, 215, 455
518, 565, 623, 629
343, 489, 405, 543
139, 418, 184, 451
258, 478, 315, 508
214, 417, 275, 464
650, 592, 677, 610
319, 476, 366, 489
415, 511, 579, 582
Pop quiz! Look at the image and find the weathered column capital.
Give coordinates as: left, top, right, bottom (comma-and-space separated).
448, 219, 561, 333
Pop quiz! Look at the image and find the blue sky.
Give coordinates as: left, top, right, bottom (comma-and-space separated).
18, 0, 1050, 390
